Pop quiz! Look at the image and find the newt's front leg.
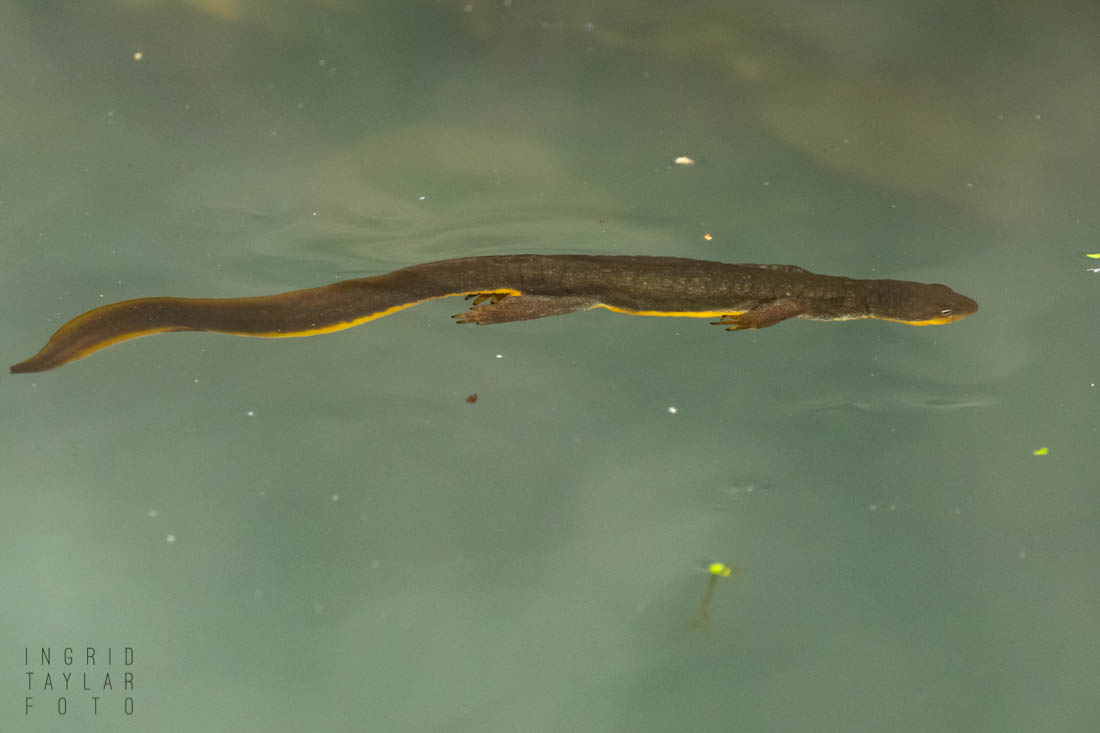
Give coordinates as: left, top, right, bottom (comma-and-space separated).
711, 299, 806, 330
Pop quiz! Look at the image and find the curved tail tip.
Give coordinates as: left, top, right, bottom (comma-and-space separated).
10, 357, 45, 374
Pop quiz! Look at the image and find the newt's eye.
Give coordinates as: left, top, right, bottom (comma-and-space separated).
939, 309, 953, 316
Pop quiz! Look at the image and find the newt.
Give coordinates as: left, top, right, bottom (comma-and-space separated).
9, 254, 977, 373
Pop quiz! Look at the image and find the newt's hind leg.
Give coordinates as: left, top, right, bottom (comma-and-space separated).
453, 294, 597, 325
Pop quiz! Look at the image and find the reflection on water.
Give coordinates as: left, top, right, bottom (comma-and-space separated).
799, 389, 999, 413
444, 0, 1096, 222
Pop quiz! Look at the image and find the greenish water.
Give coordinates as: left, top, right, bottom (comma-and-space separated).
3, 1, 1098, 731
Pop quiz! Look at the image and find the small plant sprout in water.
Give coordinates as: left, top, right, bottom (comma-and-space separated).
690, 562, 735, 630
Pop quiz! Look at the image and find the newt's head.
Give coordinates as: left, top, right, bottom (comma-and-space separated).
866, 280, 978, 326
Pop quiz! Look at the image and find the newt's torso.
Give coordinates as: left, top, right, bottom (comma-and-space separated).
402, 254, 977, 329
11, 254, 978, 373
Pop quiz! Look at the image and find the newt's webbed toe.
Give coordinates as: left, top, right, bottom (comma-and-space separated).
711, 315, 749, 331
453, 293, 515, 325
452, 304, 501, 325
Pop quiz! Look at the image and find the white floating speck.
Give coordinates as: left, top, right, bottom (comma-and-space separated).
667, 406, 678, 414
165, 534, 176, 543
